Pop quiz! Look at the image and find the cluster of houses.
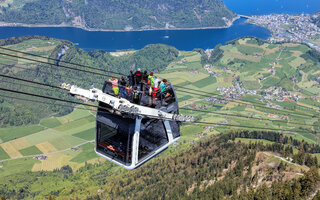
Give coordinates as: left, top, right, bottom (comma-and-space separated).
263, 86, 301, 102
217, 81, 257, 100
188, 104, 207, 110
205, 96, 230, 104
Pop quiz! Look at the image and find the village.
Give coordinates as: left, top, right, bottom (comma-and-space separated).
247, 13, 320, 51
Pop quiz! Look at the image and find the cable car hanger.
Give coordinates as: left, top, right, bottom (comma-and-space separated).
60, 83, 194, 122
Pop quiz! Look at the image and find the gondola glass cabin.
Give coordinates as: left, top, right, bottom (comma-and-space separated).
95, 81, 180, 169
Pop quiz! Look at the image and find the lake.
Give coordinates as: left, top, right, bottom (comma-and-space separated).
0, 0, 319, 51
224, 0, 320, 15
0, 18, 270, 51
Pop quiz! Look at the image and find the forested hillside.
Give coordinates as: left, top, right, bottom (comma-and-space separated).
0, 36, 178, 126
0, 0, 237, 30
0, 131, 319, 199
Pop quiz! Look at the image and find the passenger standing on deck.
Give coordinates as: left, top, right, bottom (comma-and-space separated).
133, 86, 140, 104
119, 77, 127, 98
128, 70, 135, 86
143, 70, 149, 83
160, 79, 167, 94
148, 72, 154, 87
142, 70, 148, 94
135, 68, 142, 90
154, 76, 161, 88
159, 79, 168, 102
125, 85, 133, 101
126, 85, 132, 96
152, 82, 161, 99
109, 77, 119, 96
152, 81, 162, 106
148, 72, 154, 96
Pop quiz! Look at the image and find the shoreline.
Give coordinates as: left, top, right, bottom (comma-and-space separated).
0, 16, 241, 32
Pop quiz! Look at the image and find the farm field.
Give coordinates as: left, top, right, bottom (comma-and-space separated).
0, 106, 100, 177
0, 125, 45, 143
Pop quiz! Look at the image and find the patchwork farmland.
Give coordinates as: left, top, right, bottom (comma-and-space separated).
0, 106, 100, 177
165, 38, 320, 149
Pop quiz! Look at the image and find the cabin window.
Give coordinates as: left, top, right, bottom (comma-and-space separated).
138, 119, 168, 161
96, 121, 133, 165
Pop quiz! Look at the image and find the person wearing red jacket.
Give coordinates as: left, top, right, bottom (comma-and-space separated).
134, 68, 142, 90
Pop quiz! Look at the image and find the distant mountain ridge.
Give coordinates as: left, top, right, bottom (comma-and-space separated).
0, 0, 237, 31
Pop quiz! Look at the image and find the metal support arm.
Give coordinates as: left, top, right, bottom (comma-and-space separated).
61, 83, 194, 122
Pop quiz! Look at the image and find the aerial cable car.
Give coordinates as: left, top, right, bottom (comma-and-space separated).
61, 81, 193, 169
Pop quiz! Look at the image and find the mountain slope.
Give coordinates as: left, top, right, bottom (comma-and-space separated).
0, 0, 237, 30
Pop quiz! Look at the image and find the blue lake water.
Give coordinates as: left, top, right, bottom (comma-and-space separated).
0, 18, 270, 51
223, 0, 320, 15
0, 0, 319, 51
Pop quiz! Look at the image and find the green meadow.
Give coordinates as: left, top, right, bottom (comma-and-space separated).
19, 146, 43, 156
0, 125, 45, 143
